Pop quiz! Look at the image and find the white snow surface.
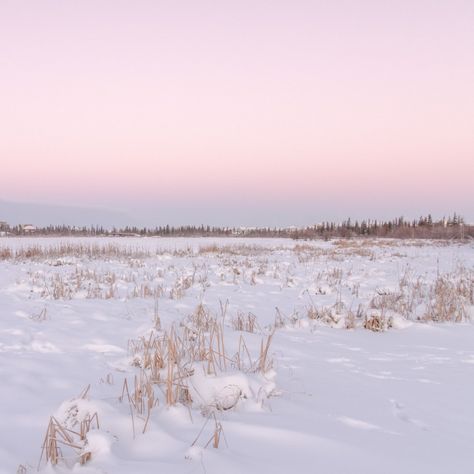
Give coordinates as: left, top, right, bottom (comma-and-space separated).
1, 236, 473, 474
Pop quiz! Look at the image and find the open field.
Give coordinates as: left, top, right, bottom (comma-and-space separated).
1, 236, 474, 474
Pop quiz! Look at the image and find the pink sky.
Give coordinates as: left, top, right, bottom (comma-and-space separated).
1, 1, 473, 225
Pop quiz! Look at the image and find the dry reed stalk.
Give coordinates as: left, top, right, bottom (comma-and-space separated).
153, 299, 161, 331
119, 378, 136, 438
78, 384, 91, 399
258, 331, 274, 373
219, 299, 229, 322
30, 307, 48, 322
207, 414, 227, 449
234, 335, 254, 371
274, 307, 286, 329
191, 414, 227, 450
166, 331, 177, 405
142, 376, 157, 434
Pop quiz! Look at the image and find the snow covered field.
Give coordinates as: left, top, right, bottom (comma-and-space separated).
1, 236, 473, 474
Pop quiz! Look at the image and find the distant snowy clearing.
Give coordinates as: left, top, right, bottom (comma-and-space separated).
1, 237, 473, 474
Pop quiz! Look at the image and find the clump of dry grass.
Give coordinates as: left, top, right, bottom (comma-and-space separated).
232, 311, 258, 333
3, 243, 151, 261
363, 314, 392, 332
35, 302, 274, 465
187, 303, 215, 332
370, 287, 422, 320
306, 302, 348, 327
124, 303, 274, 426
29, 266, 169, 301
0, 242, 197, 263
293, 244, 328, 263
303, 264, 473, 330
198, 244, 273, 256
38, 386, 100, 469
452, 266, 474, 304
344, 308, 360, 329
119, 371, 158, 436
38, 413, 100, 468
307, 305, 337, 325
132, 282, 164, 299
422, 275, 470, 322
0, 247, 13, 259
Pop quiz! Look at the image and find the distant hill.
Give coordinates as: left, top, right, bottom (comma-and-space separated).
0, 199, 137, 228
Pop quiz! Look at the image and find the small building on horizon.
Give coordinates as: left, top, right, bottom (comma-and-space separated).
20, 224, 37, 234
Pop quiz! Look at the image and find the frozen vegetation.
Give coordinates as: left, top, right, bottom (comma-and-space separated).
1, 236, 473, 473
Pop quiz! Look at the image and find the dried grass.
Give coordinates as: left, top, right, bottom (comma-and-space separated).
364, 314, 392, 332
38, 412, 99, 468
232, 311, 258, 333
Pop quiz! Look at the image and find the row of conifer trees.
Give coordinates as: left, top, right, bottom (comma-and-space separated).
2, 214, 471, 240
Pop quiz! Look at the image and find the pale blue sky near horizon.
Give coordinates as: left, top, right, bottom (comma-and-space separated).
0, 198, 470, 228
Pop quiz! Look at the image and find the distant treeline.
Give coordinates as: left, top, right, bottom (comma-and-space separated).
292, 214, 472, 240
0, 214, 472, 240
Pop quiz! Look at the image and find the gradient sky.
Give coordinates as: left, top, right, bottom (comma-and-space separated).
1, 0, 473, 226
